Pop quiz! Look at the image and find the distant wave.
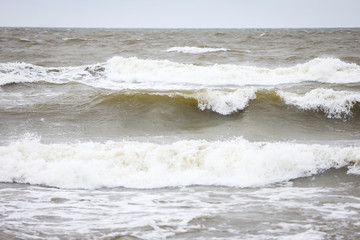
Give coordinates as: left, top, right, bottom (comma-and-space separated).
62, 37, 89, 42
166, 46, 228, 54
1, 137, 359, 189
19, 38, 32, 42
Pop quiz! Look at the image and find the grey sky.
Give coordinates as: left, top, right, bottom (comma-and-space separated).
1, 0, 359, 28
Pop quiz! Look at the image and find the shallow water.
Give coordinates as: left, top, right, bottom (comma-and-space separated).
1, 169, 360, 240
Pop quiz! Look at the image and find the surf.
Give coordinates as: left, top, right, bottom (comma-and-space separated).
1, 137, 359, 189
1, 57, 360, 88
2, 80, 359, 119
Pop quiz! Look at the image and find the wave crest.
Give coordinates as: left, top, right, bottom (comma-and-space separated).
277, 88, 360, 119
190, 88, 257, 115
1, 138, 359, 189
1, 57, 359, 88
107, 57, 360, 88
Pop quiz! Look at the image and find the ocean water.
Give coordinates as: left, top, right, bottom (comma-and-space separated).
0, 28, 360, 239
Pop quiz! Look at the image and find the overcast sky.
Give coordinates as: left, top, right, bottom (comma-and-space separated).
1, 0, 359, 28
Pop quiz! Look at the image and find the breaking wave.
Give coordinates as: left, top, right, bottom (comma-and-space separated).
106, 57, 360, 88
0, 137, 359, 189
105, 88, 359, 117
1, 82, 359, 118
1, 57, 359, 89
1, 57, 359, 118
277, 88, 360, 119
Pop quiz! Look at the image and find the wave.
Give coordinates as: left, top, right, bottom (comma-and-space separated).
99, 88, 258, 115
62, 37, 89, 42
278, 88, 360, 119
106, 57, 360, 88
0, 137, 359, 189
166, 46, 228, 54
181, 88, 257, 115
0, 62, 105, 86
1, 57, 359, 89
1, 57, 359, 118
1, 79, 359, 118
80, 88, 360, 118
19, 38, 32, 42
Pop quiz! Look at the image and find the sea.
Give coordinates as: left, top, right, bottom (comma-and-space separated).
0, 28, 360, 240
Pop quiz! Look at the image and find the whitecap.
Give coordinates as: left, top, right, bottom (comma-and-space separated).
106, 57, 360, 89
0, 137, 358, 189
277, 88, 360, 118
2, 57, 359, 89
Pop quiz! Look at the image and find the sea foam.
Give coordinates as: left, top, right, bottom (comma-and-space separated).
0, 138, 359, 189
1, 57, 359, 88
188, 88, 257, 115
106, 57, 360, 89
277, 88, 360, 118
1, 58, 359, 116
129, 87, 359, 116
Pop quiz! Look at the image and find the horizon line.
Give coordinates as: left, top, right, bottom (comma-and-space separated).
1, 26, 360, 29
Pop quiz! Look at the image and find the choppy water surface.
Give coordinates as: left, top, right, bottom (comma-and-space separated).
1, 28, 360, 239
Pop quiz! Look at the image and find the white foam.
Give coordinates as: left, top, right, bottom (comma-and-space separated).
276, 228, 326, 240
166, 46, 228, 54
0, 62, 46, 85
0, 137, 359, 189
2, 57, 359, 89
106, 57, 360, 89
0, 62, 105, 86
2, 59, 359, 116
147, 89, 257, 115
347, 164, 360, 175
189, 88, 257, 115
148, 88, 257, 115
62, 37, 88, 41
277, 88, 360, 118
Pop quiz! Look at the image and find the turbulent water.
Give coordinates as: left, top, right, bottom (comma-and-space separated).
1, 28, 360, 239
